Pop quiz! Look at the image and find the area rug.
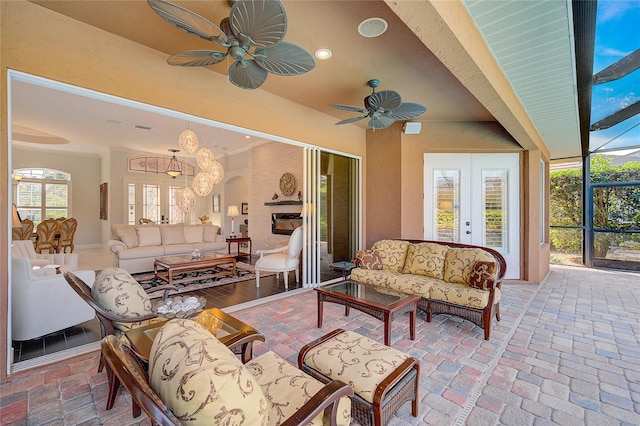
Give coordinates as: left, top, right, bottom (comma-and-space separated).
133, 262, 274, 299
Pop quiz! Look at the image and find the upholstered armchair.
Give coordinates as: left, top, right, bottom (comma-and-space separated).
255, 225, 303, 289
11, 239, 78, 275
11, 258, 96, 341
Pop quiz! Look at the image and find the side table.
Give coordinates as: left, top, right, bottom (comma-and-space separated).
227, 236, 252, 259
329, 261, 356, 279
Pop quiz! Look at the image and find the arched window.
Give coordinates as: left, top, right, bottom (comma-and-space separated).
13, 168, 71, 226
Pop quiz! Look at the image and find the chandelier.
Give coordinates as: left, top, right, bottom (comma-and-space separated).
178, 124, 199, 154
208, 159, 225, 185
192, 171, 214, 197
196, 147, 215, 170
165, 149, 182, 178
175, 186, 196, 212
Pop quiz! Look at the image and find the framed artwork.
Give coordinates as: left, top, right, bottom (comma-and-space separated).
99, 182, 108, 220
212, 194, 220, 213
242, 203, 248, 215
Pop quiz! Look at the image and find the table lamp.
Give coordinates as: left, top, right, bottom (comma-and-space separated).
227, 205, 239, 237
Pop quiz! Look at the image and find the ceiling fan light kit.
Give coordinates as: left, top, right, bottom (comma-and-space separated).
148, 0, 316, 90
330, 79, 427, 130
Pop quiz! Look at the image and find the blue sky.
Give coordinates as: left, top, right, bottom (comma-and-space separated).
590, 0, 640, 153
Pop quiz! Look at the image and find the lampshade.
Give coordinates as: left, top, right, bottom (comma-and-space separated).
178, 128, 199, 155
207, 160, 225, 185
165, 149, 182, 178
192, 171, 214, 197
196, 147, 215, 170
175, 187, 196, 212
227, 205, 239, 217
12, 203, 22, 227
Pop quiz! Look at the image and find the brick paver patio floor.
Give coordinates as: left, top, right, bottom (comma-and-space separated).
1, 264, 638, 425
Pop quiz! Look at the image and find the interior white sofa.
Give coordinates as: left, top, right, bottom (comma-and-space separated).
107, 223, 227, 273
11, 258, 96, 341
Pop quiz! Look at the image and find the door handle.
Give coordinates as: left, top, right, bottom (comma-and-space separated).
466, 231, 471, 234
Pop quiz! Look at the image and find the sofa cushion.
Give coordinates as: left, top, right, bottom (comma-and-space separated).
92, 267, 152, 319
159, 225, 186, 245
203, 224, 220, 242
116, 227, 138, 249
402, 242, 449, 279
469, 260, 498, 290
355, 249, 383, 270
149, 319, 268, 426
429, 282, 501, 309
443, 247, 496, 285
136, 226, 161, 247
245, 351, 351, 426
371, 240, 410, 273
183, 225, 204, 243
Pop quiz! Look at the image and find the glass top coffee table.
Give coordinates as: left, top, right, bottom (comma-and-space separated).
125, 307, 265, 363
315, 280, 420, 346
154, 252, 237, 286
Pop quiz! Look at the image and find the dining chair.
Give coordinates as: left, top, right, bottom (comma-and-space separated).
11, 219, 34, 240
255, 225, 303, 289
34, 218, 59, 254
56, 217, 78, 253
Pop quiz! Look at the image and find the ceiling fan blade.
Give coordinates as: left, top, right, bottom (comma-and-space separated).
147, 0, 227, 45
367, 90, 402, 111
228, 60, 269, 89
229, 0, 287, 48
335, 115, 369, 125
254, 41, 315, 76
167, 50, 228, 67
330, 104, 369, 114
368, 115, 395, 130
388, 102, 427, 121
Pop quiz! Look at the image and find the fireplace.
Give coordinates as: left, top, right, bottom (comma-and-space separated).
272, 213, 303, 235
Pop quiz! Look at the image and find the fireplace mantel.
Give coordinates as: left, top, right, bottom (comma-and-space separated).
264, 200, 303, 206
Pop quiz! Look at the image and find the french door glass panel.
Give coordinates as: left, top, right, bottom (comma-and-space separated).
434, 169, 460, 242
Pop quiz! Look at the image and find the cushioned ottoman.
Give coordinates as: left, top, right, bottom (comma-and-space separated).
298, 329, 419, 426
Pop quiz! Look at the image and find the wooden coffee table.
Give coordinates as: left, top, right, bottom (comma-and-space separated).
154, 252, 236, 286
315, 280, 420, 346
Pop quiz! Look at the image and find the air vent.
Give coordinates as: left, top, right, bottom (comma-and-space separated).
134, 124, 152, 130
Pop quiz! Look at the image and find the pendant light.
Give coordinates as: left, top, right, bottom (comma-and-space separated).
165, 149, 182, 178
176, 171, 196, 212
208, 159, 225, 185
192, 171, 214, 197
178, 122, 199, 155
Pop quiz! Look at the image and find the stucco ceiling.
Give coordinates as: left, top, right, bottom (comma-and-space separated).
12, 0, 581, 160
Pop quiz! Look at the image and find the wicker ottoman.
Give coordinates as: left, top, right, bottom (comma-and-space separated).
298, 329, 419, 426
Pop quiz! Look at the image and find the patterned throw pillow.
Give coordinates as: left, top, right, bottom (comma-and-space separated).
443, 247, 496, 284
469, 261, 498, 290
92, 267, 152, 319
402, 243, 449, 279
371, 240, 410, 273
356, 250, 383, 270
149, 319, 268, 426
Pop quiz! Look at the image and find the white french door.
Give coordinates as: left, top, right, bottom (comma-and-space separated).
424, 153, 520, 279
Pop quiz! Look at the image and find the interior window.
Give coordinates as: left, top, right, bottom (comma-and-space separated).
13, 168, 71, 225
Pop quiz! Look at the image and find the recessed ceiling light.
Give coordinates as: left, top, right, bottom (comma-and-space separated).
315, 49, 332, 60
245, 135, 250, 139
358, 17, 388, 38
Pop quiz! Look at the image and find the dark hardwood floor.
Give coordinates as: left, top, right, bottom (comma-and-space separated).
12, 256, 340, 362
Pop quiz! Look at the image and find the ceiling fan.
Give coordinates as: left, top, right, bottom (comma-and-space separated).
330, 79, 427, 130
147, 0, 316, 90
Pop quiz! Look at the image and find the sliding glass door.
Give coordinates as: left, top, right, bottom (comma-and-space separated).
303, 148, 361, 286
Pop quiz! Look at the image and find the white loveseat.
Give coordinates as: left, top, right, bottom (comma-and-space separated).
107, 223, 227, 273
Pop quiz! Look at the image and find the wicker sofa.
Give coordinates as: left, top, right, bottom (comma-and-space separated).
107, 223, 227, 273
350, 239, 507, 340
